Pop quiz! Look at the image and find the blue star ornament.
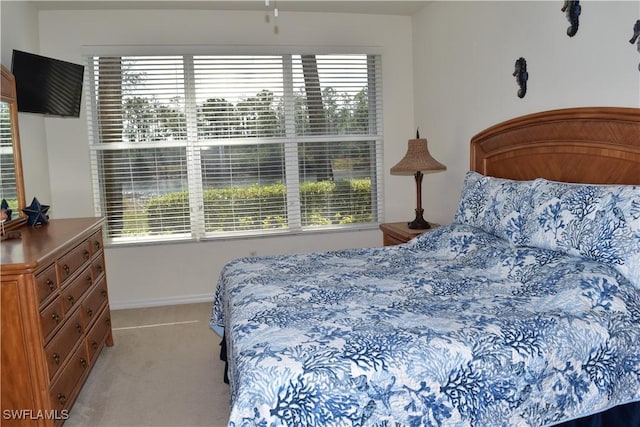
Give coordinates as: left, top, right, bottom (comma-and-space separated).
22, 197, 50, 226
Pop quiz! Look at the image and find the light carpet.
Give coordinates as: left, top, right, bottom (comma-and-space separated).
65, 302, 230, 427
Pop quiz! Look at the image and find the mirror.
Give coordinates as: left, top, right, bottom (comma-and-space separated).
1, 64, 26, 233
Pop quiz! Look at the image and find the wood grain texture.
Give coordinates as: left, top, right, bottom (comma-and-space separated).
470, 107, 640, 185
1, 218, 113, 426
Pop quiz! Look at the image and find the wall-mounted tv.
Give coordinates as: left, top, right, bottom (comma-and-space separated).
11, 50, 84, 117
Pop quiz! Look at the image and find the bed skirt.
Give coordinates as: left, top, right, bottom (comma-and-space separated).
554, 401, 640, 427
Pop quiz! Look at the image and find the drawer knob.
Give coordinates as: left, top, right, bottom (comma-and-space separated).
87, 308, 93, 317
96, 265, 103, 274
57, 393, 67, 405
47, 279, 55, 291
67, 295, 75, 305
75, 323, 83, 334
53, 352, 61, 365
92, 341, 99, 350
83, 250, 90, 260
51, 312, 61, 323
106, 318, 111, 326
80, 358, 87, 368
101, 289, 108, 298
86, 276, 93, 286
63, 264, 70, 274
94, 240, 101, 250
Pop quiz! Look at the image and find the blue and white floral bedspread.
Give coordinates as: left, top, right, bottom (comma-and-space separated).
210, 224, 640, 427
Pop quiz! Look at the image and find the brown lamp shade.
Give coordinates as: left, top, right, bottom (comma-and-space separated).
390, 138, 446, 174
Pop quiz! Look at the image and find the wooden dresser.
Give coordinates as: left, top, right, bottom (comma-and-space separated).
1, 217, 113, 426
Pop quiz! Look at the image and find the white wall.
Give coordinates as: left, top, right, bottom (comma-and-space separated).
412, 1, 640, 223
35, 8, 416, 308
0, 1, 51, 205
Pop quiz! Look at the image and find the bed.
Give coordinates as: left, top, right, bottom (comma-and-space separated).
210, 106, 640, 427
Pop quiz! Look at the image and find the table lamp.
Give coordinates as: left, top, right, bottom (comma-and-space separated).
390, 130, 446, 229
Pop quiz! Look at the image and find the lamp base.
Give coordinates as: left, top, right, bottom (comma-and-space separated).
407, 208, 431, 230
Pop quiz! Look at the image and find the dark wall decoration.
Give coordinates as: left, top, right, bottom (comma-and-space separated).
513, 57, 528, 99
631, 19, 640, 71
22, 197, 50, 226
561, 1, 581, 37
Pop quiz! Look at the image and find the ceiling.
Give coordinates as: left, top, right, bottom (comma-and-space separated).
30, 1, 430, 16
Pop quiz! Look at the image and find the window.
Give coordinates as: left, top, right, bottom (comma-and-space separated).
85, 52, 383, 243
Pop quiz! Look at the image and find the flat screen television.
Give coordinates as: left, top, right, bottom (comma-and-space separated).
11, 50, 84, 117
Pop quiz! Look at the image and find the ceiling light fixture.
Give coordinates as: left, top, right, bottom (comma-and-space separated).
265, 0, 279, 34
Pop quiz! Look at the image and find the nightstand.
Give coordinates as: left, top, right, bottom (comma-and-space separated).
379, 221, 440, 246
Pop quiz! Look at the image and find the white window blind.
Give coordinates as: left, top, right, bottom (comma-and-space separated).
86, 52, 383, 243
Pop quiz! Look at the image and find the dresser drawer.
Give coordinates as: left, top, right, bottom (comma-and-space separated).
36, 264, 58, 306
40, 297, 65, 342
383, 234, 405, 246
88, 230, 104, 257
49, 342, 90, 412
92, 255, 106, 283
56, 241, 91, 284
44, 309, 84, 380
87, 306, 112, 362
61, 268, 93, 311
82, 278, 109, 329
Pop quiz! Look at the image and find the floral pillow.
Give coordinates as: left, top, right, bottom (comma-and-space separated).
524, 178, 640, 288
453, 171, 533, 246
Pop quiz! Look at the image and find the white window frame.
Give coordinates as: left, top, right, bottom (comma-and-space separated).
84, 45, 385, 245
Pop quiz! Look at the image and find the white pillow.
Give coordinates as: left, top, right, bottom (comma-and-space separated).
453, 171, 533, 246
525, 178, 640, 288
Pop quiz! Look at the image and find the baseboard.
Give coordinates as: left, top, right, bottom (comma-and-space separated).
109, 293, 215, 310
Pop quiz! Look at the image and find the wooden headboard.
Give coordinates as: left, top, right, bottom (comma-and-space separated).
470, 107, 640, 185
